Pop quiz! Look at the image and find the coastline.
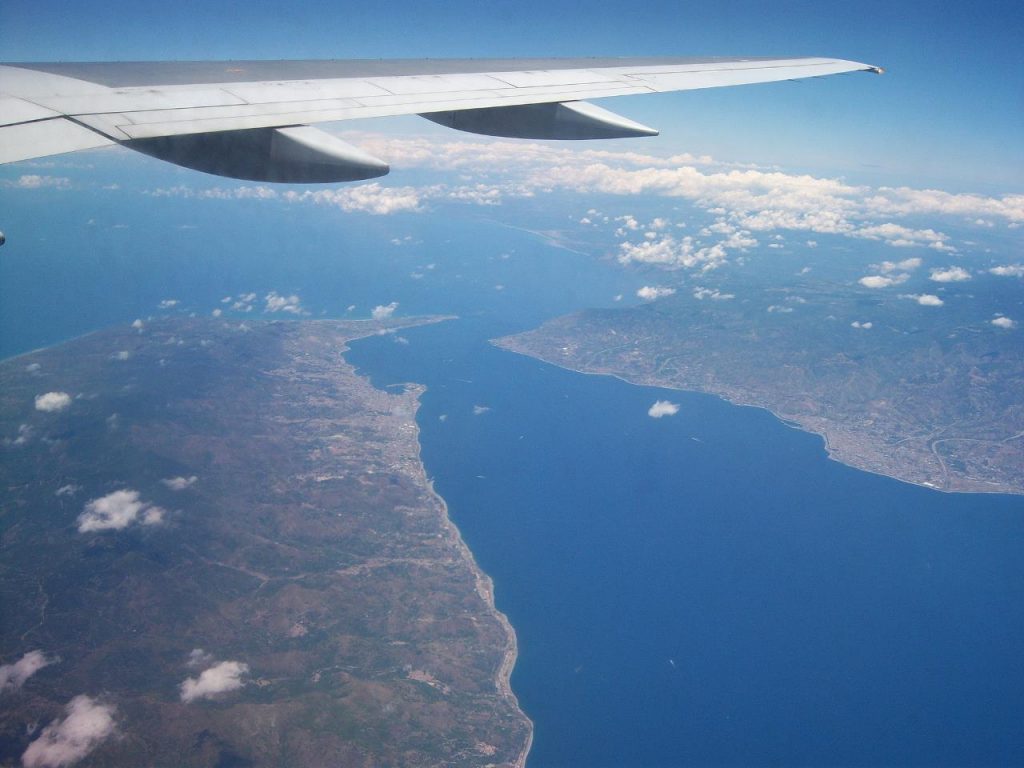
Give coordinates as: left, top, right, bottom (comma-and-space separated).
403, 388, 534, 768
492, 338, 1023, 498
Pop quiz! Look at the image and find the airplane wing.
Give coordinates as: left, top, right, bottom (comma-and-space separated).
0, 57, 880, 183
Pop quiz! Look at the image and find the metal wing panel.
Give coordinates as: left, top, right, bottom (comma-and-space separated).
0, 57, 879, 164
0, 96, 63, 125
73, 83, 651, 141
0, 119, 114, 164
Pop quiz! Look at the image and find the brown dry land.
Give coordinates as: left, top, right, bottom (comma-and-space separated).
496, 301, 1023, 495
0, 318, 530, 767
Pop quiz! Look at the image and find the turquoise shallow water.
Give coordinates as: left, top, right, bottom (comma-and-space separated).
4, 179, 1024, 766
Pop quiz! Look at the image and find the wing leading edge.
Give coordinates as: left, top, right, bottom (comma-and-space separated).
0, 56, 881, 182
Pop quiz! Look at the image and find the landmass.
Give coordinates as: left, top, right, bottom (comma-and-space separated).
0, 317, 531, 767
495, 289, 1024, 495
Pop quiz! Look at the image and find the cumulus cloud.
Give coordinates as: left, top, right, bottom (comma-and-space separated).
618, 233, 736, 272
692, 287, 735, 300
767, 305, 794, 313
851, 321, 874, 329
180, 659, 249, 703
22, 695, 116, 768
5, 424, 33, 447
187, 648, 215, 668
472, 405, 491, 416
0, 650, 53, 692
929, 266, 971, 282
283, 183, 423, 215
637, 286, 676, 301
131, 319, 144, 330
141, 133, 1024, 278
992, 316, 1017, 329
855, 223, 953, 251
161, 475, 197, 491
77, 490, 166, 533
899, 293, 945, 307
371, 301, 399, 320
858, 274, 908, 289
148, 184, 277, 201
989, 264, 1024, 277
7, 174, 71, 190
263, 292, 304, 314
34, 392, 72, 412
873, 257, 923, 273
229, 292, 258, 312
648, 400, 680, 418
158, 299, 179, 310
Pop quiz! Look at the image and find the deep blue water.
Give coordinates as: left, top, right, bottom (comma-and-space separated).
347, 318, 1024, 767
3, 175, 1024, 766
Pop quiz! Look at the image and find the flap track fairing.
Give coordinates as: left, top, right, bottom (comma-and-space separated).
122, 126, 389, 183
420, 100, 658, 140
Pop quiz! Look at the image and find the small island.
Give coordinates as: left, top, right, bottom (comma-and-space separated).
0, 318, 531, 767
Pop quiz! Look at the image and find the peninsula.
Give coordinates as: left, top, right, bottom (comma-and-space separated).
496, 294, 1023, 495
0, 318, 531, 766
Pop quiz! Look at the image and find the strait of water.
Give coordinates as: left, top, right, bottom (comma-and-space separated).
346, 316, 1024, 768
3, 184, 1023, 766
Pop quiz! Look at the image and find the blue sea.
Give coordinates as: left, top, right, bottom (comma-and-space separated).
3, 172, 1024, 766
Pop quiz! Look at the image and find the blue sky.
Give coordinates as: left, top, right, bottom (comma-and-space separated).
1, 0, 1021, 189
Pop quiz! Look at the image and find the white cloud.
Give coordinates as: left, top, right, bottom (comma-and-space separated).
472, 405, 491, 416
35, 392, 72, 412
989, 264, 1024, 277
283, 183, 423, 215
648, 400, 680, 418
55, 484, 80, 497
22, 695, 116, 768
158, 299, 178, 310
873, 257, 923, 273
139, 134, 1024, 279
899, 293, 945, 307
855, 223, 953, 251
767, 305, 794, 313
858, 274, 908, 289
6, 423, 33, 447
618, 233, 738, 272
851, 321, 874, 329
264, 292, 303, 314
692, 287, 735, 301
0, 650, 53, 692
371, 301, 399, 320
211, 308, 222, 317
111, 350, 130, 361
7, 174, 71, 190
992, 316, 1017, 329
231, 296, 256, 312
637, 286, 676, 301
187, 648, 215, 668
180, 660, 249, 702
929, 266, 971, 282
77, 490, 166, 533
131, 319, 144, 330
161, 475, 197, 491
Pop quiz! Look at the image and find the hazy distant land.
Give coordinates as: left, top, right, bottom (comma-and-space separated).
0, 318, 530, 767
497, 293, 1023, 495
